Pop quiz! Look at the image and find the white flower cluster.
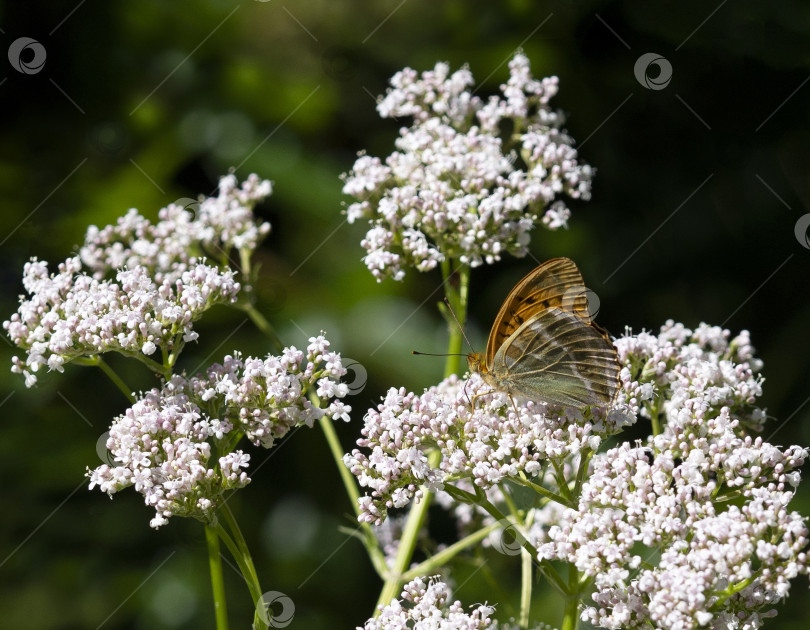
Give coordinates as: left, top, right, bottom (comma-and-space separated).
4, 256, 240, 387
88, 335, 351, 528
185, 335, 352, 447
359, 576, 495, 630
88, 382, 250, 530
80, 173, 272, 283
540, 440, 807, 629
343, 53, 592, 281
4, 173, 273, 387
615, 320, 767, 431
536, 322, 808, 630
350, 321, 808, 626
344, 374, 634, 525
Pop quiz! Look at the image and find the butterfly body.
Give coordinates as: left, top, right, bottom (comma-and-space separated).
467, 258, 620, 409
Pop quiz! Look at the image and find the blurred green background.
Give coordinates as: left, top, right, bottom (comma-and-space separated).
2, 1, 810, 628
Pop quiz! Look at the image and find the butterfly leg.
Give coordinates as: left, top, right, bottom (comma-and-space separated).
508, 394, 520, 418
468, 388, 496, 413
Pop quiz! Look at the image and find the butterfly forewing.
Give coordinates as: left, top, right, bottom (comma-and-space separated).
489, 307, 620, 408
484, 258, 592, 367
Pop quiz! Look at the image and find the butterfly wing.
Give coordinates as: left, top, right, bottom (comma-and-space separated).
489, 306, 620, 408
484, 258, 591, 367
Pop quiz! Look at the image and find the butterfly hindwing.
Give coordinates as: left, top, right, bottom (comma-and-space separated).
489, 306, 620, 408
484, 258, 592, 367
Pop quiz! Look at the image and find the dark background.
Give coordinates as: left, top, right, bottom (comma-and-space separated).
1, 1, 809, 628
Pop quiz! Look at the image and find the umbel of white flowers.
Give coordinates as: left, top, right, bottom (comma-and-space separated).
4, 174, 272, 387
347, 322, 808, 630
89, 336, 352, 529
343, 53, 593, 281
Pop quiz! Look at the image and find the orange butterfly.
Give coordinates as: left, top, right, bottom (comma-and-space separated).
467, 258, 620, 409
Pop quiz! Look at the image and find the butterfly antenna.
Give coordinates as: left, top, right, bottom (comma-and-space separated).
443, 297, 477, 354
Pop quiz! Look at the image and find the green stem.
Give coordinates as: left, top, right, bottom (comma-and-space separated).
519, 547, 532, 629
165, 343, 184, 373
205, 524, 230, 630
75, 356, 136, 403
213, 518, 266, 630
513, 474, 570, 507
551, 458, 574, 504
400, 521, 501, 582
240, 303, 284, 353
214, 525, 252, 595
500, 482, 520, 517
318, 415, 388, 577
443, 484, 539, 558
375, 450, 441, 612
444, 483, 569, 597
219, 504, 263, 600
712, 576, 755, 608
573, 449, 593, 499
649, 396, 662, 437
560, 564, 582, 630
440, 260, 470, 378
499, 483, 533, 628
239, 247, 252, 281
124, 350, 171, 379
318, 416, 361, 514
